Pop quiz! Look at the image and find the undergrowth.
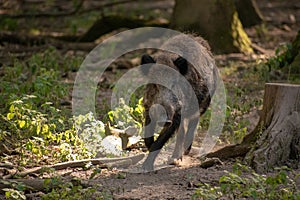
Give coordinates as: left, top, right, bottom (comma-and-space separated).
0, 47, 144, 167
0, 48, 89, 166
201, 43, 300, 145
193, 163, 300, 200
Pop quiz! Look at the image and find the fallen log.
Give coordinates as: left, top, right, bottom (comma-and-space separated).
3, 153, 145, 179
78, 15, 169, 42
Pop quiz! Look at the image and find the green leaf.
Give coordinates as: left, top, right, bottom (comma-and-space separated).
42, 124, 49, 133
7, 113, 15, 120
9, 104, 15, 112
18, 120, 26, 128
4, 190, 11, 198
108, 111, 114, 122
219, 175, 230, 183
36, 123, 41, 135
26, 141, 33, 150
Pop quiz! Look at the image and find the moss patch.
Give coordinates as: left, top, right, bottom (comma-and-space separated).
232, 11, 253, 54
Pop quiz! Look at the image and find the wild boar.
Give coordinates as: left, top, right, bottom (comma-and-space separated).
140, 34, 218, 171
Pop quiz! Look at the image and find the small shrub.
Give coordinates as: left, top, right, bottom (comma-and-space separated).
3, 188, 26, 200
74, 112, 106, 156
107, 97, 144, 130
267, 43, 293, 70
2, 95, 69, 140
0, 95, 89, 165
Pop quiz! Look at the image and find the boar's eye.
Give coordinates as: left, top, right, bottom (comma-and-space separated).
141, 54, 155, 65
173, 56, 188, 75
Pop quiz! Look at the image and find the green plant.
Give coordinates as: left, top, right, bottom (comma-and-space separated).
267, 43, 293, 70
0, 47, 83, 108
0, 95, 89, 165
107, 97, 144, 130
0, 18, 18, 31
0, 51, 72, 110
0, 48, 91, 164
2, 188, 26, 200
74, 112, 106, 156
193, 163, 300, 200
192, 183, 223, 200
254, 43, 300, 83
42, 180, 110, 200
1, 180, 27, 200
3, 95, 66, 140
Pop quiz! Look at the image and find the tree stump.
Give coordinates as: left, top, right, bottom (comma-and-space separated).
246, 83, 300, 172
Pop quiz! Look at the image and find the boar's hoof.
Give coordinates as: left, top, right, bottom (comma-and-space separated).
168, 157, 183, 166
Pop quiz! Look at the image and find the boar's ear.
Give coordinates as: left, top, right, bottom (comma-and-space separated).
141, 54, 155, 65
174, 56, 188, 75
141, 54, 155, 74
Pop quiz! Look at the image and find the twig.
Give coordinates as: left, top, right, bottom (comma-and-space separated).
250, 43, 270, 55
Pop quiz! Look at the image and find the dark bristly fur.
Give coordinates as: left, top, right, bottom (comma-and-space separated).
141, 34, 218, 171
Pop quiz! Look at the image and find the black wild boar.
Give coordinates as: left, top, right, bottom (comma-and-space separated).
141, 34, 218, 171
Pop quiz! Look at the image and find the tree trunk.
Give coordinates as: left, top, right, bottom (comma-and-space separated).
170, 0, 253, 54
234, 0, 264, 27
246, 83, 300, 172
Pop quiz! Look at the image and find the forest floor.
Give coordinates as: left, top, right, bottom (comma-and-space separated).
1, 0, 300, 199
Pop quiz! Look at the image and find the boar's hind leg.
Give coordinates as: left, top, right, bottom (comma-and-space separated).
184, 118, 198, 155
169, 118, 188, 163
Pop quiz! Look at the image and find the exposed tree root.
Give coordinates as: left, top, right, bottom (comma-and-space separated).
206, 144, 251, 160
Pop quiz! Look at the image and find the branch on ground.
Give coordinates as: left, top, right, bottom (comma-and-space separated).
79, 15, 169, 42
2, 154, 145, 179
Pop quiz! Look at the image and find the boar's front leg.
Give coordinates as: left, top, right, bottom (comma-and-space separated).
144, 111, 155, 149
142, 114, 181, 172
